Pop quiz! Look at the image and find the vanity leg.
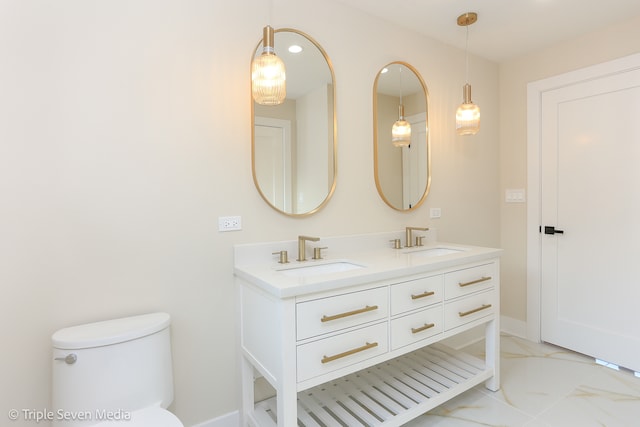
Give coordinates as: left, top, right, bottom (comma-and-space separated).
484, 318, 500, 392
275, 300, 298, 426
240, 355, 255, 426
276, 383, 297, 427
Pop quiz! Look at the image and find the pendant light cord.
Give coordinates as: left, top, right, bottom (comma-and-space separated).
399, 66, 403, 105
465, 24, 469, 84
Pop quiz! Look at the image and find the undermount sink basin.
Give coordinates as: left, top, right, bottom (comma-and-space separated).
277, 261, 364, 277
404, 247, 465, 257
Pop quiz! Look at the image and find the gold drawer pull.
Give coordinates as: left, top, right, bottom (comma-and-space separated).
459, 304, 492, 317
458, 276, 491, 287
321, 305, 379, 323
321, 342, 378, 364
411, 291, 435, 300
411, 323, 435, 334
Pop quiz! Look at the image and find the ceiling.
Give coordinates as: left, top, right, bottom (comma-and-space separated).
334, 0, 640, 62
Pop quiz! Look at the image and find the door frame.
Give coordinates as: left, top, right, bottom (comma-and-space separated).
526, 52, 640, 342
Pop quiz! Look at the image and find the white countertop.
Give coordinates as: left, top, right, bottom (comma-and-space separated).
234, 231, 503, 298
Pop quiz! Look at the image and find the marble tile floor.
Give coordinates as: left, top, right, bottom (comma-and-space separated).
405, 334, 640, 427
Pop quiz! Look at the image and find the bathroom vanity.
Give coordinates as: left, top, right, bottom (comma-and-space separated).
235, 231, 501, 426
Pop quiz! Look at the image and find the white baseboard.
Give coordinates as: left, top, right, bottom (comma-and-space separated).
190, 411, 239, 427
500, 315, 527, 339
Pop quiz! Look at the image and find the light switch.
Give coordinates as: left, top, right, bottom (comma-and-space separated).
430, 208, 441, 218
505, 189, 526, 203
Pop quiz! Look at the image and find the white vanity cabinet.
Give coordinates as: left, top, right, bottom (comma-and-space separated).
236, 236, 501, 427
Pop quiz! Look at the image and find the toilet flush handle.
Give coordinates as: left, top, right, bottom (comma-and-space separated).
54, 353, 77, 365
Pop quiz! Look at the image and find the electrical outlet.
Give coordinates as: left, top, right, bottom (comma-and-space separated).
218, 216, 242, 232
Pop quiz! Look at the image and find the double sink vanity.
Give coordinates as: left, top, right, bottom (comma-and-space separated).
235, 230, 502, 426
245, 22, 499, 426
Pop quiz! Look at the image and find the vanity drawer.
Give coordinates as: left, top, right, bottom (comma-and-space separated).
444, 263, 495, 299
390, 305, 443, 350
297, 322, 388, 383
296, 287, 388, 341
444, 289, 495, 331
390, 275, 443, 315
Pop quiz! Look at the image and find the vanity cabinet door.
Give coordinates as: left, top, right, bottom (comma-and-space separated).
444, 289, 495, 331
296, 322, 388, 382
444, 263, 495, 299
390, 305, 443, 350
296, 287, 388, 341
390, 275, 443, 315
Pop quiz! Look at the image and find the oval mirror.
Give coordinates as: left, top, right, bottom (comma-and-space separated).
251, 29, 336, 216
373, 62, 430, 211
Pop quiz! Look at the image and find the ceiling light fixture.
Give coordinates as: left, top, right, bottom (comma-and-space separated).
251, 24, 286, 106
455, 12, 480, 136
392, 66, 411, 147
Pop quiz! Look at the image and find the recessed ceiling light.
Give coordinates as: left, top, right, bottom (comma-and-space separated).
288, 45, 303, 54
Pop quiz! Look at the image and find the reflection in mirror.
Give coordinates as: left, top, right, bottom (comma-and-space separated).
252, 29, 336, 216
373, 62, 430, 211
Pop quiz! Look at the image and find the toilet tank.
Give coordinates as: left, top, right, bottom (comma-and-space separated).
51, 313, 174, 427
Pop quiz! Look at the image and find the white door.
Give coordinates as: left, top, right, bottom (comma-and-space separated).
539, 62, 640, 372
254, 117, 292, 212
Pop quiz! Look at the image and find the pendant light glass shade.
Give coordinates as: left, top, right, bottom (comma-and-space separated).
251, 25, 286, 105
456, 83, 480, 135
392, 104, 411, 147
456, 12, 480, 136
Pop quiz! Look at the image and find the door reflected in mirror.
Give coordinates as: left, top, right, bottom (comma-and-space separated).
373, 62, 430, 211
251, 29, 336, 216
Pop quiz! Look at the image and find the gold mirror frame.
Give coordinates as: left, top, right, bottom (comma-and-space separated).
373, 62, 431, 211
251, 28, 337, 217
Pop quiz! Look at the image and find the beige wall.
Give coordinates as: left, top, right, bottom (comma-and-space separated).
0, 1, 499, 426
498, 15, 640, 324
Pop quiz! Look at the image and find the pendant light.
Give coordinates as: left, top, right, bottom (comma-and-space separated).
251, 2, 286, 107
392, 66, 411, 147
455, 12, 480, 136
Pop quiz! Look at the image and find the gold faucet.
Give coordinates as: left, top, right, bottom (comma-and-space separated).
405, 227, 429, 248
297, 235, 320, 261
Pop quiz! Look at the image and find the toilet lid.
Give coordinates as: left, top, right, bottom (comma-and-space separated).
94, 407, 183, 427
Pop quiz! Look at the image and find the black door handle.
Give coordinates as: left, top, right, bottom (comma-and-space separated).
544, 226, 564, 235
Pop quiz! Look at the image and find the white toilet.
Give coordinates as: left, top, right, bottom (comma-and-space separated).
51, 312, 184, 427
